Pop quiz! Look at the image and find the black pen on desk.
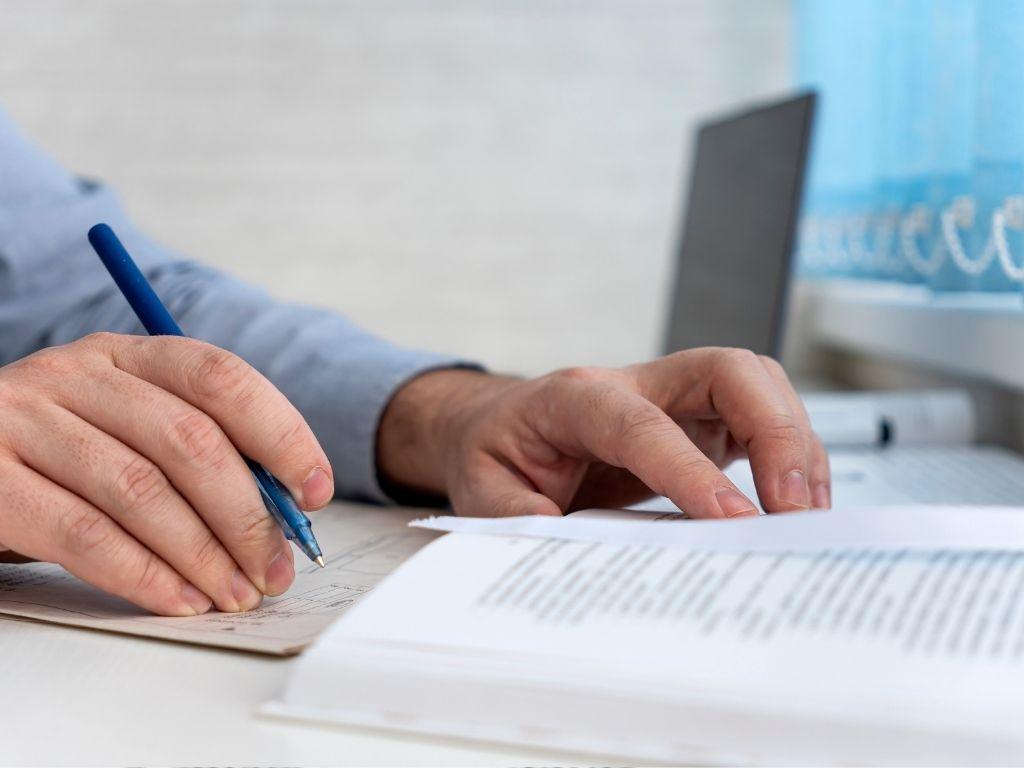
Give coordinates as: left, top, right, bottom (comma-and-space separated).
87, 223, 326, 568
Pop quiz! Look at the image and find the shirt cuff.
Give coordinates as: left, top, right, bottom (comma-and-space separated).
311, 348, 483, 505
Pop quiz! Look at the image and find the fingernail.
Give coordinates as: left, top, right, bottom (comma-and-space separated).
812, 483, 831, 509
301, 466, 333, 509
779, 469, 811, 510
264, 551, 295, 597
715, 488, 758, 518
231, 568, 262, 611
181, 583, 212, 616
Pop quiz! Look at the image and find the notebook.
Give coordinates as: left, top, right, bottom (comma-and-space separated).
0, 503, 440, 654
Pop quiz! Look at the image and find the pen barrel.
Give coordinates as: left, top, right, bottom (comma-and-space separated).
88, 222, 325, 566
246, 458, 306, 541
87, 223, 185, 336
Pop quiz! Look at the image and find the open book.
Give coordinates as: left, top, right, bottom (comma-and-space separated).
269, 507, 1024, 765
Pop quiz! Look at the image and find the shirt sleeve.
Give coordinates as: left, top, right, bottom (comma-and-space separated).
0, 106, 479, 503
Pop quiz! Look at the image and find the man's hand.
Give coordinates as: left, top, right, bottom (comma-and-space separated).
0, 333, 334, 616
378, 348, 829, 517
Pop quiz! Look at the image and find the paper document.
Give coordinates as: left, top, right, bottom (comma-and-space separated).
272, 530, 1024, 764
0, 504, 440, 654
412, 504, 1024, 554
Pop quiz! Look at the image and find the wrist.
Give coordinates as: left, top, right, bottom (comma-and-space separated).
375, 368, 517, 503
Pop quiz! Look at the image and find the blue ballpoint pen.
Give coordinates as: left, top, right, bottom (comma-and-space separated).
87, 223, 326, 568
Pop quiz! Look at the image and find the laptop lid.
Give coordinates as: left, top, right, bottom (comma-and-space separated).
662, 92, 816, 359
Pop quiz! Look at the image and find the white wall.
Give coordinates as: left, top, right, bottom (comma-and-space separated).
1, 0, 791, 375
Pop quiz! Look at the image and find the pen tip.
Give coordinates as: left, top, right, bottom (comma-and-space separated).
315, 555, 325, 568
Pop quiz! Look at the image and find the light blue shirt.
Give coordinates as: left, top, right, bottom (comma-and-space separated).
0, 108, 473, 503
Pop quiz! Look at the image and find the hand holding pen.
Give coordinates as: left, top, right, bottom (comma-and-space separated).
0, 225, 334, 617
88, 224, 327, 571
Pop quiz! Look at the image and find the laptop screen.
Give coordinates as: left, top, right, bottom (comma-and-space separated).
663, 93, 815, 359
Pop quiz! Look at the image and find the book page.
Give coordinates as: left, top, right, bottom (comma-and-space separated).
0, 503, 440, 655
279, 531, 1024, 759
412, 503, 1024, 554
333, 533, 1024, 674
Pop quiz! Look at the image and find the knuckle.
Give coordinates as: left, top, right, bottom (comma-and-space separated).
551, 366, 606, 386
78, 331, 120, 349
190, 533, 224, 574
666, 451, 714, 479
270, 417, 309, 458
235, 505, 277, 549
113, 456, 169, 515
0, 375, 23, 411
617, 404, 666, 443
667, 347, 713, 370
188, 345, 255, 402
759, 414, 805, 447
723, 347, 759, 368
59, 504, 111, 556
132, 553, 165, 597
758, 354, 786, 376
663, 347, 692, 362
168, 411, 229, 467
23, 347, 77, 379
614, 404, 674, 467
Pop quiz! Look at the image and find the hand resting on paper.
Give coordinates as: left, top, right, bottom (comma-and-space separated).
0, 333, 333, 616
377, 347, 831, 518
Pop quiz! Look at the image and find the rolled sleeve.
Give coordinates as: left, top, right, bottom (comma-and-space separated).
43, 261, 480, 503
0, 106, 481, 503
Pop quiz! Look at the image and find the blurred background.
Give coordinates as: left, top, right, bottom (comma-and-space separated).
0, 0, 790, 376
9, 0, 1024, 446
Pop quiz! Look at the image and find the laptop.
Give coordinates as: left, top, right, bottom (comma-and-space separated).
663, 92, 814, 358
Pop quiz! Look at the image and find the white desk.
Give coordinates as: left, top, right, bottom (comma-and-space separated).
0, 532, 598, 766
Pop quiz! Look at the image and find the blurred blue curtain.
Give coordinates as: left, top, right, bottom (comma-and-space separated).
796, 0, 1024, 293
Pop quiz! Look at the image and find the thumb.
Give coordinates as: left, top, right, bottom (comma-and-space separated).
451, 453, 562, 518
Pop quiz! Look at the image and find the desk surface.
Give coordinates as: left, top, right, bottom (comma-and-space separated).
0, 507, 594, 767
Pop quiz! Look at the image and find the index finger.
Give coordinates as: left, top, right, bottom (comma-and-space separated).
535, 374, 757, 518
635, 348, 815, 513
758, 354, 831, 509
99, 334, 334, 509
